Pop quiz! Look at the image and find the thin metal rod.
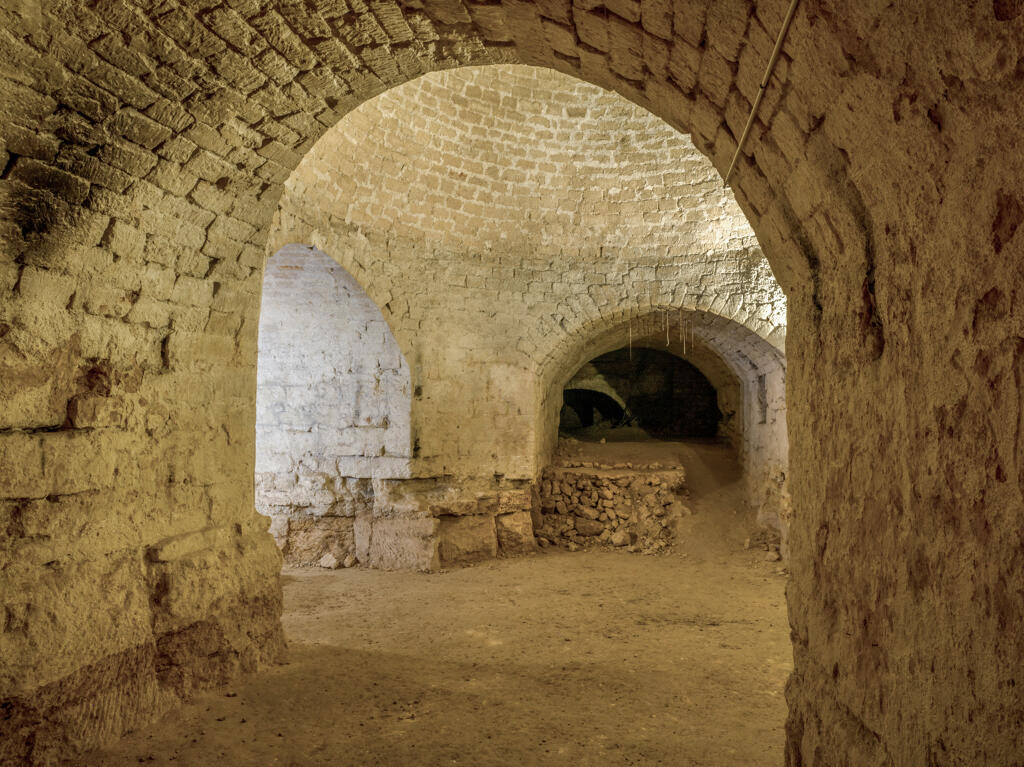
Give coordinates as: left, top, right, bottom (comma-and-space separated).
723, 0, 800, 186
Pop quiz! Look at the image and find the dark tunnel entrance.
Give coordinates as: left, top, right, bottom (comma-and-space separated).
559, 347, 722, 440
560, 388, 627, 430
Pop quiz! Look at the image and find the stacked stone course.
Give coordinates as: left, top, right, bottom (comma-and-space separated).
537, 461, 688, 553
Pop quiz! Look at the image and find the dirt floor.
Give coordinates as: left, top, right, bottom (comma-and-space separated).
83, 442, 791, 766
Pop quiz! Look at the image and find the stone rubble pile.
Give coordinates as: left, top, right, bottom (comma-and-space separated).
536, 460, 690, 553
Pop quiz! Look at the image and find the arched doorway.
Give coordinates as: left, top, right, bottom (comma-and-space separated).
540, 308, 788, 542
561, 349, 723, 439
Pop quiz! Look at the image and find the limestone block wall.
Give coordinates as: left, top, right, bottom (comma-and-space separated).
2, 1, 1018, 764
256, 244, 411, 565
350, 476, 538, 570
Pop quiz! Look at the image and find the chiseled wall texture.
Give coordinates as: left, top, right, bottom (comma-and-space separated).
0, 1, 1020, 765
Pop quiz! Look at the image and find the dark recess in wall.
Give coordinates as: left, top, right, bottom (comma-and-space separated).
561, 347, 721, 438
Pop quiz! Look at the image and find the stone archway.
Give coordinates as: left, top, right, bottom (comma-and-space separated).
258, 64, 785, 574
540, 307, 788, 537
1, 3, 1021, 764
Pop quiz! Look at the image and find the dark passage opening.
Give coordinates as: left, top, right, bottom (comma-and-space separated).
561, 388, 626, 429
560, 347, 721, 439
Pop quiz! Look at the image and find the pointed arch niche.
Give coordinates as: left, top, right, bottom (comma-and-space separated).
255, 244, 412, 566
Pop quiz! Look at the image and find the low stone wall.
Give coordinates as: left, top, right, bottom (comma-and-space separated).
536, 461, 689, 553
265, 477, 538, 570
263, 476, 373, 568
265, 460, 700, 569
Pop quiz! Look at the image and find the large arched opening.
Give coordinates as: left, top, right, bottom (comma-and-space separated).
265, 64, 786, 573
0, 3, 1019, 765
540, 306, 788, 549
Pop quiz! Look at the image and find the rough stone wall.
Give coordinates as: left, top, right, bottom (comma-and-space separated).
0, 1, 1019, 764
537, 460, 688, 553
256, 244, 410, 565
0, 4, 292, 760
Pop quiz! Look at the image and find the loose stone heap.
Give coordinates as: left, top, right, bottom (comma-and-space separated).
536, 460, 689, 553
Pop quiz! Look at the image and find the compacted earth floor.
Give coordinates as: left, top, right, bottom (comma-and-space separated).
84, 442, 790, 766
